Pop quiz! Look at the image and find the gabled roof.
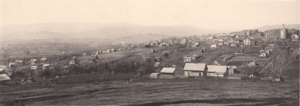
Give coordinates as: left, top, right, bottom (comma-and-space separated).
160, 68, 176, 74
227, 66, 237, 69
184, 63, 206, 71
0, 74, 11, 81
207, 65, 227, 73
0, 65, 7, 71
150, 73, 160, 76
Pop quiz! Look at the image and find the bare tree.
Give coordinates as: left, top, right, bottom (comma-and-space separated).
266, 46, 294, 79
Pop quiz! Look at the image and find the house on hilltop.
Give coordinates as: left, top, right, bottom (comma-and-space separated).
291, 34, 299, 41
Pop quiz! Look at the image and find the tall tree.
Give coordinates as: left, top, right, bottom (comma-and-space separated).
266, 46, 293, 79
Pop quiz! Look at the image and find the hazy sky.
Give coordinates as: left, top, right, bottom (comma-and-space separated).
0, 0, 299, 30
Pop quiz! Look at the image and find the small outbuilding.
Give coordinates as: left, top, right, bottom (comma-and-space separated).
0, 74, 11, 82
248, 60, 256, 67
183, 56, 192, 62
160, 68, 176, 78
150, 73, 160, 78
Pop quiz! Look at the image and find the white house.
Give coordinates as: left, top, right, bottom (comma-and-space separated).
183, 56, 192, 62
207, 65, 228, 77
259, 52, 267, 58
31, 65, 38, 70
43, 64, 50, 70
183, 63, 207, 77
211, 44, 217, 48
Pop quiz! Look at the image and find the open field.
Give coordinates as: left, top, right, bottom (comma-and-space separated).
0, 73, 298, 106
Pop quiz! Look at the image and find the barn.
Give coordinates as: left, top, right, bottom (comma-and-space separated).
160, 68, 176, 78
183, 63, 207, 77
207, 65, 228, 77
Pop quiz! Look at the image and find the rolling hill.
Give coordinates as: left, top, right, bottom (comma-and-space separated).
257, 24, 300, 31
0, 23, 226, 42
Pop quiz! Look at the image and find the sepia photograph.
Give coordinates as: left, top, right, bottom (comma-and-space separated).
0, 0, 299, 105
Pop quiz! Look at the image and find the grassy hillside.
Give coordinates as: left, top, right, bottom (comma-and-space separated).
0, 73, 298, 105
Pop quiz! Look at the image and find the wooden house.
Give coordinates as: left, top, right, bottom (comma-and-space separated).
43, 64, 50, 70
150, 73, 160, 78
111, 49, 115, 52
243, 38, 255, 46
0, 74, 11, 82
206, 65, 228, 77
248, 60, 256, 67
259, 52, 267, 58
183, 63, 207, 77
228, 66, 237, 74
211, 44, 217, 48
40, 58, 47, 62
291, 34, 299, 41
154, 62, 160, 67
30, 59, 38, 63
69, 60, 76, 65
0, 65, 7, 73
249, 73, 256, 78
15, 60, 23, 65
183, 56, 192, 62
160, 68, 176, 78
31, 65, 38, 70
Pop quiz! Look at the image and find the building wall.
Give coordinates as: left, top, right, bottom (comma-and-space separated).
231, 31, 246, 36
160, 74, 173, 78
265, 29, 281, 38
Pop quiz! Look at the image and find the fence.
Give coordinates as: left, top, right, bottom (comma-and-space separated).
229, 58, 269, 62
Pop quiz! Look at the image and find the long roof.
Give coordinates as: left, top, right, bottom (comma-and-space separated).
184, 63, 206, 71
207, 65, 227, 73
160, 68, 176, 74
0, 74, 11, 81
0, 65, 7, 71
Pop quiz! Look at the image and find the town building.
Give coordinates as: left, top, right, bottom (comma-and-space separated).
206, 65, 228, 77
183, 63, 207, 77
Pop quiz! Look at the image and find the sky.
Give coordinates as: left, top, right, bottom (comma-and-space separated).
0, 0, 299, 30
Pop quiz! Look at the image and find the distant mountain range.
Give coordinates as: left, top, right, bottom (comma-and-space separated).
256, 24, 300, 31
0, 23, 227, 42
1, 23, 299, 43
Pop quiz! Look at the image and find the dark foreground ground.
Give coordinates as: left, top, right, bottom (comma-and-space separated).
0, 73, 299, 106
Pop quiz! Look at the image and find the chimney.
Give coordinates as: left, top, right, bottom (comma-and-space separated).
282, 24, 285, 29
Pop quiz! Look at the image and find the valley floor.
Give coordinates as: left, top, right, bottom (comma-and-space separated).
0, 73, 299, 106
